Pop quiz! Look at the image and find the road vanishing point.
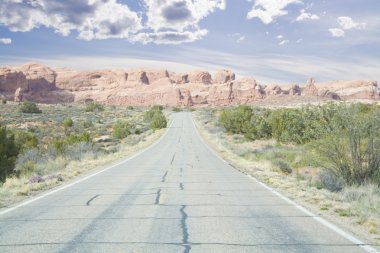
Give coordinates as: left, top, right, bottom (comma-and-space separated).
0, 112, 378, 253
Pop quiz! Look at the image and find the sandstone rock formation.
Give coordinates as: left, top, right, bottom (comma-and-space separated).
188, 71, 212, 84
0, 63, 378, 106
14, 87, 23, 102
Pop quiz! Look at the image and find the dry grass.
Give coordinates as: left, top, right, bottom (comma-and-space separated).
0, 128, 164, 207
193, 109, 380, 244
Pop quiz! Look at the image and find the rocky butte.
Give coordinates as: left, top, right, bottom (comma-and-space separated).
0, 63, 379, 106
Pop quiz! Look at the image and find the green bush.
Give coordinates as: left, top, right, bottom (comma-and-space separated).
85, 102, 104, 112
112, 120, 131, 139
2, 99, 6, 104
144, 106, 167, 130
173, 107, 181, 112
20, 101, 42, 114
63, 118, 74, 128
0, 125, 19, 182
150, 111, 167, 130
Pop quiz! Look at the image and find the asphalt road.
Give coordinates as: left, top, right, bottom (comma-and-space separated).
0, 112, 377, 253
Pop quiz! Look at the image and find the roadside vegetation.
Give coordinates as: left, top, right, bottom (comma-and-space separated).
0, 102, 168, 207
195, 102, 380, 241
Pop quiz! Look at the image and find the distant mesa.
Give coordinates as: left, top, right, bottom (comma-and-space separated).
0, 62, 378, 106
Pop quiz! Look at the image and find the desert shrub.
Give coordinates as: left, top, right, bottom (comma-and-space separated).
273, 159, 293, 174
219, 105, 252, 134
112, 120, 131, 139
2, 99, 6, 104
0, 125, 19, 182
318, 169, 344, 192
219, 103, 342, 144
85, 102, 104, 112
20, 101, 42, 113
144, 106, 167, 130
64, 141, 98, 161
81, 119, 93, 129
63, 118, 74, 128
14, 148, 39, 176
173, 107, 181, 112
52, 132, 92, 153
150, 111, 167, 130
13, 130, 38, 152
312, 104, 380, 186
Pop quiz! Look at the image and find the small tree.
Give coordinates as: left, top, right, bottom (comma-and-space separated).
0, 125, 19, 182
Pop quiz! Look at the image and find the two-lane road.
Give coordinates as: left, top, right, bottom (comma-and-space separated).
0, 112, 377, 253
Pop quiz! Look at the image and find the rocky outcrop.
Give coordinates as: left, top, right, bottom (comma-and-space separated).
128, 70, 149, 85
0, 63, 378, 106
0, 68, 28, 92
304, 77, 318, 96
214, 69, 235, 84
16, 63, 56, 91
188, 71, 212, 84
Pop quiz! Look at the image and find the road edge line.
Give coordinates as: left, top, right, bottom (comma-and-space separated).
190, 114, 379, 253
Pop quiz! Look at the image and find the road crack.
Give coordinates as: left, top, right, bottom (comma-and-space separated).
154, 189, 162, 205
161, 171, 168, 182
171, 153, 176, 165
180, 205, 191, 253
86, 195, 100, 206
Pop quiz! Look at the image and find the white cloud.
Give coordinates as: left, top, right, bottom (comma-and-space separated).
0, 38, 12, 44
247, 0, 303, 24
276, 34, 284, 39
337, 16, 366, 30
0, 0, 225, 44
278, 39, 289, 45
296, 38, 302, 43
296, 9, 319, 21
329, 28, 345, 37
236, 36, 246, 43
328, 17, 366, 38
0, 0, 142, 40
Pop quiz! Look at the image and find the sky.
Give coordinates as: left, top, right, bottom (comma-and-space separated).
0, 0, 379, 84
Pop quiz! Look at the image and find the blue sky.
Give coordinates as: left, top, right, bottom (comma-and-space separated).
0, 0, 379, 83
